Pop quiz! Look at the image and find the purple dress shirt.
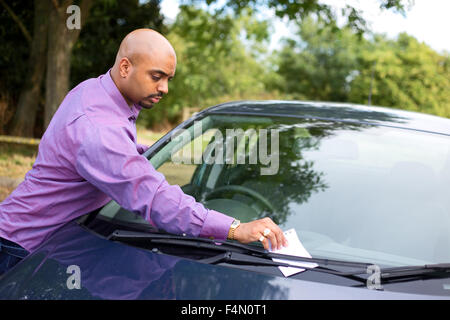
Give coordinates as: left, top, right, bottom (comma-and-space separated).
0, 70, 234, 252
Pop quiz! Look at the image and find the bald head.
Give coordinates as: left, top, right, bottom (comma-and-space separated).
114, 29, 176, 68
111, 29, 176, 109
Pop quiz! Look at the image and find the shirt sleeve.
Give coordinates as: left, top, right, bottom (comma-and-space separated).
74, 118, 234, 240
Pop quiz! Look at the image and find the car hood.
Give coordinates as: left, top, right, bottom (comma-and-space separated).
0, 221, 446, 300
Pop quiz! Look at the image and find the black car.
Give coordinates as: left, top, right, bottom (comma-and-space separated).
0, 100, 449, 299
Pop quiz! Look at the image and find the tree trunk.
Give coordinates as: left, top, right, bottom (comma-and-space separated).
44, 0, 93, 129
8, 0, 49, 137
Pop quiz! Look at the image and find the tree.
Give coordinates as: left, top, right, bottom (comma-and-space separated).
2, 0, 165, 137
273, 17, 362, 102
8, 0, 48, 137
272, 17, 450, 119
71, 0, 166, 88
0, 0, 34, 135
137, 5, 277, 128
193, 0, 413, 35
44, 0, 94, 129
349, 33, 450, 118
2, 0, 93, 136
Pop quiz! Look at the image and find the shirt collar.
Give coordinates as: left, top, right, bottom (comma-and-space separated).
99, 69, 142, 120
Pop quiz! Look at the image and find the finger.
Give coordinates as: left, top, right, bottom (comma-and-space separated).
266, 224, 284, 250
274, 226, 288, 248
265, 229, 278, 250
259, 235, 269, 250
262, 219, 285, 250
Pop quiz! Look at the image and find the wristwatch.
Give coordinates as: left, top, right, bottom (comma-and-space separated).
227, 219, 241, 240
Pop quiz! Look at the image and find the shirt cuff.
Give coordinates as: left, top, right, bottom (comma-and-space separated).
198, 209, 235, 240
136, 144, 149, 154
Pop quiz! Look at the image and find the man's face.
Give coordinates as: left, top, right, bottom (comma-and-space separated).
124, 51, 176, 109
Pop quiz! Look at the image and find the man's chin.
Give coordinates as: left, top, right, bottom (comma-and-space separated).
138, 101, 155, 109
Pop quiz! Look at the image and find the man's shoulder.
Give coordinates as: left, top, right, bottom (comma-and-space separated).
65, 75, 113, 118
68, 76, 101, 95
62, 75, 102, 110
50, 76, 100, 124
55, 72, 131, 133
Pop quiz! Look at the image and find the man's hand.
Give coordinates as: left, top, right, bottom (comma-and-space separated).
233, 217, 288, 250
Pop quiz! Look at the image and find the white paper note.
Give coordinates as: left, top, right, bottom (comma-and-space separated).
270, 228, 318, 277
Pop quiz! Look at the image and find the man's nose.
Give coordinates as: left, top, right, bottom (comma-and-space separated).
157, 80, 169, 95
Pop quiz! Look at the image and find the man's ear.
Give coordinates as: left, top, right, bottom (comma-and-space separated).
119, 57, 132, 78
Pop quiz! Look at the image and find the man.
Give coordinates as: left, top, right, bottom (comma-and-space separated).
0, 29, 287, 275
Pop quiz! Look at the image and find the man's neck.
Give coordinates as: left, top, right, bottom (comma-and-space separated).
109, 69, 134, 109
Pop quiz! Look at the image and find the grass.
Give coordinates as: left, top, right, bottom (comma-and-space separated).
157, 162, 197, 186
0, 143, 38, 201
0, 128, 170, 202
0, 143, 37, 179
136, 125, 165, 146
0, 186, 14, 202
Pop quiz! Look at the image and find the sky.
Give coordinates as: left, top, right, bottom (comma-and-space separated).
160, 0, 450, 54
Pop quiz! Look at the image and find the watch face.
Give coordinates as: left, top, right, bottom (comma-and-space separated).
232, 220, 240, 228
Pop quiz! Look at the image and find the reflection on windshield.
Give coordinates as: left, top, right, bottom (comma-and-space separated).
157, 115, 450, 267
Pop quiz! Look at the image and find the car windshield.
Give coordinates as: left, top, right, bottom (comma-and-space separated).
97, 114, 450, 268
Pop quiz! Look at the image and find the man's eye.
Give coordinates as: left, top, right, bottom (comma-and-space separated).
151, 75, 161, 81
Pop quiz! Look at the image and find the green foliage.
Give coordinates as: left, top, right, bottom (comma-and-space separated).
137, 5, 279, 128
0, 0, 34, 103
274, 18, 450, 119
273, 17, 362, 102
71, 0, 167, 87
1, 0, 448, 135
196, 0, 412, 35
348, 33, 450, 118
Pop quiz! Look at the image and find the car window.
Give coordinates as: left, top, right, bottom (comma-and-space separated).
96, 114, 450, 267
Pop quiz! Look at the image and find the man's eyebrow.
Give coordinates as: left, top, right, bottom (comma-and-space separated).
150, 69, 173, 78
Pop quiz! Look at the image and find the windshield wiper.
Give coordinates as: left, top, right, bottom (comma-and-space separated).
110, 230, 450, 286
109, 229, 372, 284
380, 263, 450, 282
109, 229, 370, 266
108, 229, 268, 255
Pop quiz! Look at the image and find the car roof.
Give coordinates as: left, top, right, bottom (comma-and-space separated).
202, 100, 450, 136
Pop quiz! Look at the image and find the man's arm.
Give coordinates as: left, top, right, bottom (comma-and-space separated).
136, 143, 149, 155
74, 119, 234, 240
